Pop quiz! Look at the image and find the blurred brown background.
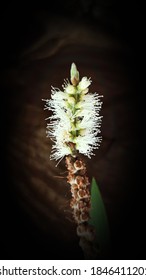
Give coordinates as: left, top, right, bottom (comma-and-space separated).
0, 1, 144, 260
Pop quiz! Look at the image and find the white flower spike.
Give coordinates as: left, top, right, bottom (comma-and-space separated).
43, 63, 103, 164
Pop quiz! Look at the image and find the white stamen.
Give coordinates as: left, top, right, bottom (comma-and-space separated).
43, 64, 103, 164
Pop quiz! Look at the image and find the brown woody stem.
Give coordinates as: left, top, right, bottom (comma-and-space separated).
65, 155, 99, 259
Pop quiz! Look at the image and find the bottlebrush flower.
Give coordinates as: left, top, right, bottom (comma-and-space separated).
43, 63, 103, 164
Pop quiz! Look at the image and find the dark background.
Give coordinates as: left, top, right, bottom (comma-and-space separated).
0, 1, 144, 260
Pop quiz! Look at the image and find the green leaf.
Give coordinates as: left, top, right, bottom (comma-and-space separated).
89, 177, 110, 257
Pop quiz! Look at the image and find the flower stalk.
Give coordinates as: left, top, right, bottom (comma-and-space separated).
65, 155, 98, 258
43, 63, 102, 258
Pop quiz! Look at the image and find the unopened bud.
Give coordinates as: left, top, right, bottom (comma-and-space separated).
65, 84, 76, 94
70, 63, 79, 86
67, 96, 76, 105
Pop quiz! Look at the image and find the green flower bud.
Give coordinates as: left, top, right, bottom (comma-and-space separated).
70, 63, 79, 86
